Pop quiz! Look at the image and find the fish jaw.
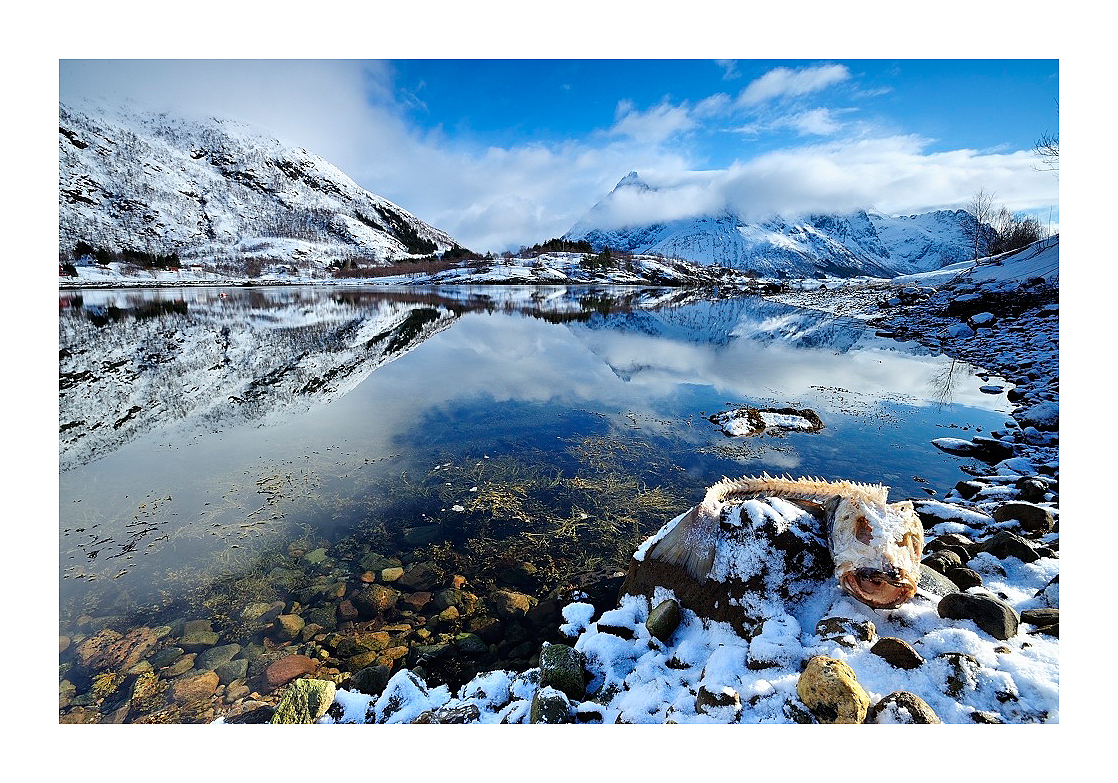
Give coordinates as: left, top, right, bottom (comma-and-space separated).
829, 498, 923, 609
840, 570, 918, 609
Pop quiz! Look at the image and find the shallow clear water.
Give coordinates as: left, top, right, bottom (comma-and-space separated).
58, 285, 1011, 634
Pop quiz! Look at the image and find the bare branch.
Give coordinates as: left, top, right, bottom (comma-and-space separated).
1034, 131, 1059, 172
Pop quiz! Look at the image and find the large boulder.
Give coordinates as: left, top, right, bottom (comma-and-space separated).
620, 498, 831, 638
75, 626, 169, 674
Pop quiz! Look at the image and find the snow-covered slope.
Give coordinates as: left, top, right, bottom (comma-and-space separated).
59, 101, 459, 272
564, 172, 984, 279
893, 235, 1059, 289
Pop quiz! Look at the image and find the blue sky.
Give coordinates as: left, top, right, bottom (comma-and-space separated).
388, 60, 1058, 163
60, 58, 1060, 252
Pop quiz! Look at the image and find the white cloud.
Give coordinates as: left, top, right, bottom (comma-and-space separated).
582, 135, 1059, 229
783, 108, 843, 136
715, 59, 740, 80
737, 107, 846, 138
610, 99, 699, 144
737, 63, 852, 106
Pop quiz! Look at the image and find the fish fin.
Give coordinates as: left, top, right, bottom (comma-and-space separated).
647, 502, 719, 581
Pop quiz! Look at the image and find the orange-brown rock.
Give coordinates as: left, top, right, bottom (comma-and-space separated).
75, 626, 167, 673
171, 671, 220, 703
265, 654, 317, 688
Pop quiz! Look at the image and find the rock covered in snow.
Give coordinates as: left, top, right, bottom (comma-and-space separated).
937, 593, 1020, 641
709, 406, 824, 437
621, 497, 831, 637
867, 691, 942, 724
1018, 401, 1059, 431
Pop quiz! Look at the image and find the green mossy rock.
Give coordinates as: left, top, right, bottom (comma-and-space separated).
530, 686, 573, 724
270, 678, 337, 724
538, 643, 586, 701
645, 599, 682, 643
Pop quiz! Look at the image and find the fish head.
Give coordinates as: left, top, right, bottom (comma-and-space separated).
828, 497, 923, 609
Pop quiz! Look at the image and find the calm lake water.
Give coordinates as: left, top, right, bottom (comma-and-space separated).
58, 285, 1011, 712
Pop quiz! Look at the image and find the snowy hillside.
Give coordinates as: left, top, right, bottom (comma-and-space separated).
58, 101, 460, 273
564, 172, 984, 279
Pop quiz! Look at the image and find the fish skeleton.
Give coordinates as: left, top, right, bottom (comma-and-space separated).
647, 473, 924, 609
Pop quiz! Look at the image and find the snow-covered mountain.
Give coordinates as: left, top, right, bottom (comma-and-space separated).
58, 101, 460, 272
564, 172, 985, 279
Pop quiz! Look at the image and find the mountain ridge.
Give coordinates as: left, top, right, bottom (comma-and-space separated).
564, 171, 986, 278
58, 101, 460, 273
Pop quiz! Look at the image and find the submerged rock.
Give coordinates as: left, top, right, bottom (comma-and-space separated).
196, 644, 241, 672
264, 654, 317, 688
75, 626, 169, 674
171, 671, 219, 704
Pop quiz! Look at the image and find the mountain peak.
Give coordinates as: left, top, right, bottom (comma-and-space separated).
612, 171, 650, 192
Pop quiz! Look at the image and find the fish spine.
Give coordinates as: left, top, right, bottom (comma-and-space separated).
705, 473, 890, 506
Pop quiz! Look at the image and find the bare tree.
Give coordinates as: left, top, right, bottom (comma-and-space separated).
1034, 99, 1059, 173
965, 189, 996, 261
